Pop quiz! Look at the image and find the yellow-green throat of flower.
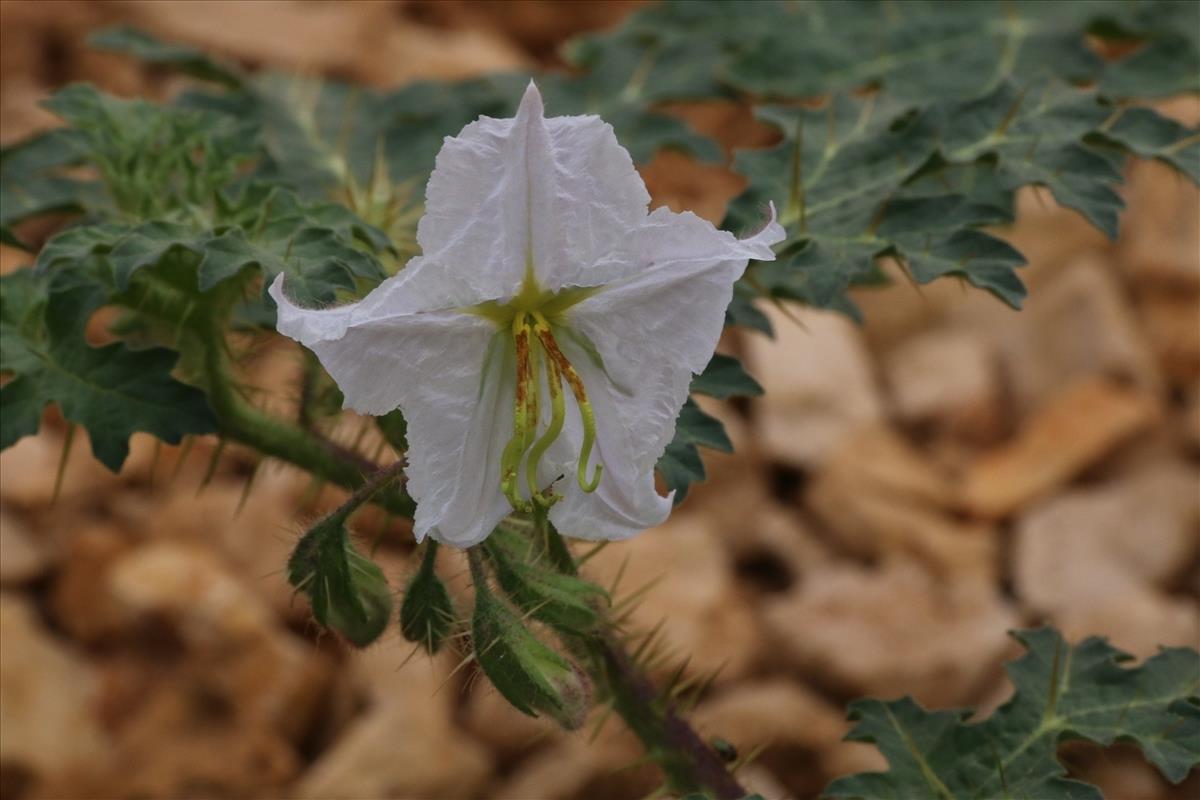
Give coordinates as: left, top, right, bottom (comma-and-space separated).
467, 271, 603, 511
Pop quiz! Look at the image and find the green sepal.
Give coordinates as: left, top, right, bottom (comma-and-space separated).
471, 561, 590, 729
484, 526, 609, 634
287, 516, 392, 648
399, 541, 454, 654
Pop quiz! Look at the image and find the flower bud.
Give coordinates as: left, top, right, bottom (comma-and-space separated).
399, 541, 454, 653
287, 517, 391, 648
472, 571, 590, 730
485, 526, 608, 633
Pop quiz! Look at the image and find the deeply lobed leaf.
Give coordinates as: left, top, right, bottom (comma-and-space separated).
825, 628, 1200, 800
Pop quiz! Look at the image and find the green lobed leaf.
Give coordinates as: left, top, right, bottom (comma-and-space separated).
657, 398, 733, 504
34, 189, 388, 309
0, 128, 107, 238
824, 627, 1200, 800
691, 353, 762, 400
0, 267, 216, 470
39, 84, 260, 222
1097, 106, 1200, 184
89, 25, 245, 88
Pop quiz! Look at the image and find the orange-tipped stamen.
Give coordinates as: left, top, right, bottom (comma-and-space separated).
533, 313, 603, 494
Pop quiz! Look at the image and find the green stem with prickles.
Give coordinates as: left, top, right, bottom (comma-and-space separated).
532, 512, 747, 799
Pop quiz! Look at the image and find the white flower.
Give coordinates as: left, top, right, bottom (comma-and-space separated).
271, 82, 784, 547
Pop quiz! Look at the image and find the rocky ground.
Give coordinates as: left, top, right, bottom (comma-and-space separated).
0, 3, 1197, 799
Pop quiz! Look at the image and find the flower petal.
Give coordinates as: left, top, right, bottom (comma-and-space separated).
270, 276, 512, 546
546, 206, 784, 539
417, 82, 652, 299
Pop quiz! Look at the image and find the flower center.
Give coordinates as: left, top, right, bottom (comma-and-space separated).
466, 272, 603, 511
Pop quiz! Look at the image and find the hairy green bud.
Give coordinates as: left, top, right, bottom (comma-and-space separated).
287, 517, 391, 648
399, 541, 454, 653
485, 526, 608, 633
470, 557, 590, 730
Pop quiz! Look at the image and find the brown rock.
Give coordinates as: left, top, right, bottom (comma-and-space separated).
106, 541, 330, 740
126, 0, 530, 86
296, 650, 493, 800
1183, 381, 1200, 452
1118, 155, 1200, 291
1136, 290, 1200, 386
463, 678, 563, 761
764, 560, 1019, 707
962, 377, 1161, 518
952, 258, 1164, 415
720, 503, 834, 594
0, 431, 117, 509
1071, 743, 1181, 800
47, 523, 132, 642
583, 513, 762, 683
0, 508, 47, 585
692, 680, 882, 795
0, 595, 110, 782
39, 682, 300, 800
806, 427, 996, 581
747, 304, 884, 468
1014, 461, 1200, 657
493, 733, 651, 800
884, 329, 1006, 443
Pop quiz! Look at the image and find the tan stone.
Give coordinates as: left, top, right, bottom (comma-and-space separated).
463, 678, 563, 760
747, 304, 884, 468
0, 595, 110, 780
583, 513, 762, 683
0, 431, 117, 509
764, 560, 1019, 707
125, 0, 531, 86
1118, 155, 1200, 291
1072, 744, 1176, 800
0, 508, 46, 585
38, 682, 300, 800
962, 377, 1161, 518
296, 649, 493, 800
692, 680, 884, 790
106, 541, 330, 739
493, 733, 651, 800
1014, 461, 1200, 657
951, 258, 1163, 415
805, 427, 996, 581
1184, 381, 1200, 452
47, 523, 131, 642
884, 328, 1006, 443
1015, 461, 1199, 596
1136, 290, 1200, 386
720, 503, 834, 593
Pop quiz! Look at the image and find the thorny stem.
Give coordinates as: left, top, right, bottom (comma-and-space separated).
534, 513, 747, 799
195, 310, 416, 518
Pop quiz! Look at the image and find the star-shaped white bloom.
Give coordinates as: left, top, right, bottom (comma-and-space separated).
271, 82, 784, 547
